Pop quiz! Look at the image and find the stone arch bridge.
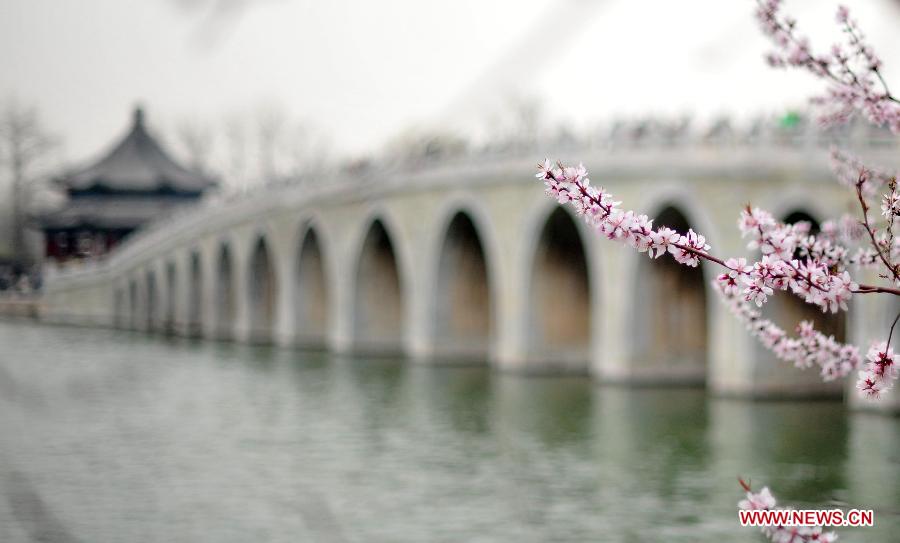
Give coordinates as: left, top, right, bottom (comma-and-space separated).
39, 140, 900, 406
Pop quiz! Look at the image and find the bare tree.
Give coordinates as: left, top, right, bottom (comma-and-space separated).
384, 126, 468, 165
175, 107, 333, 193
282, 120, 332, 178
255, 107, 286, 183
484, 95, 544, 149
176, 119, 216, 174
0, 100, 57, 269
224, 114, 249, 191
252, 107, 331, 183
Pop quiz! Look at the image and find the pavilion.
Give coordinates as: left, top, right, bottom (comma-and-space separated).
36, 107, 216, 262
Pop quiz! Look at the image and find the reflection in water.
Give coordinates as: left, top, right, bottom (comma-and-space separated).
845, 413, 900, 523
711, 399, 849, 502
494, 375, 593, 446
5, 469, 83, 543
0, 321, 897, 542
409, 366, 492, 436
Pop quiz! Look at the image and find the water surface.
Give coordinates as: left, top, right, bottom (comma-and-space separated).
1, 321, 897, 542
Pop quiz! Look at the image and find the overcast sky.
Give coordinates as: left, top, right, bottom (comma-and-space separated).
1, 0, 898, 164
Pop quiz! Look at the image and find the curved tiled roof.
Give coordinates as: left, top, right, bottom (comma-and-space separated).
59, 107, 215, 194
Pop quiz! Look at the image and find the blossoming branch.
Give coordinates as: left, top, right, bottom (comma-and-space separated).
536, 2, 900, 404
536, 160, 897, 398
534, 2, 900, 538
756, 0, 900, 132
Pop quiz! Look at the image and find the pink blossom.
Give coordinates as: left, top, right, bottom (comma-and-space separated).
624, 213, 654, 253
716, 258, 751, 296
670, 229, 709, 267
713, 281, 861, 380
867, 342, 897, 380
855, 342, 898, 399
742, 274, 775, 307
857, 370, 887, 399
648, 227, 679, 259
739, 486, 776, 511
739, 207, 776, 246
881, 191, 900, 220
835, 5, 849, 24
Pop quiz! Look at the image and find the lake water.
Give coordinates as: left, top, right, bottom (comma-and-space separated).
0, 320, 897, 542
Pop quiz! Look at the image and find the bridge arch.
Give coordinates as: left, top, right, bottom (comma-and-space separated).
352, 215, 406, 354
629, 203, 709, 384
145, 268, 159, 332
294, 221, 330, 347
187, 250, 203, 337
246, 234, 279, 343
163, 260, 177, 334
214, 241, 237, 340
431, 207, 495, 360
767, 188, 836, 235
128, 278, 139, 330
113, 286, 125, 328
526, 205, 593, 370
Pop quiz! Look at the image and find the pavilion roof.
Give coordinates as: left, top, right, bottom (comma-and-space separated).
56, 107, 215, 195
